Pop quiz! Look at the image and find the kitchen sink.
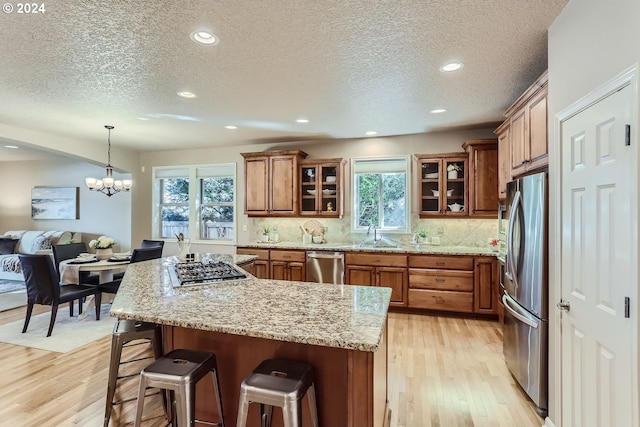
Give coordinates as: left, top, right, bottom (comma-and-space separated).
356, 235, 402, 250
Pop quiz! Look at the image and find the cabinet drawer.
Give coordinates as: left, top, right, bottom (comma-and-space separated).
236, 248, 269, 261
409, 269, 473, 291
345, 253, 407, 267
270, 250, 305, 262
408, 255, 473, 270
408, 289, 473, 313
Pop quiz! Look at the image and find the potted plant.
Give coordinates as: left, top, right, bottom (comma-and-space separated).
261, 226, 271, 242
447, 163, 462, 179
89, 235, 116, 260
417, 229, 428, 244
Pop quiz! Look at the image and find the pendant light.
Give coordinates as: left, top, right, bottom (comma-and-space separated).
85, 125, 132, 196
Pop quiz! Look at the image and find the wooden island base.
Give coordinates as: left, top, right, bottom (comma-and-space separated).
164, 322, 389, 427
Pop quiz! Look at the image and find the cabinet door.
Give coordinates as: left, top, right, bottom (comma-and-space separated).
244, 157, 269, 214
346, 265, 376, 286
474, 257, 498, 314
467, 141, 498, 217
254, 260, 270, 279
269, 155, 297, 214
528, 90, 548, 169
270, 261, 287, 281
510, 108, 527, 173
377, 267, 407, 307
288, 261, 306, 282
419, 159, 442, 214
300, 164, 319, 215
319, 163, 340, 216
443, 158, 467, 215
497, 126, 510, 200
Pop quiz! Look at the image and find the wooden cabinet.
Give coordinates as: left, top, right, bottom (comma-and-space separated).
299, 159, 345, 217
408, 255, 475, 313
473, 256, 498, 315
463, 139, 499, 218
270, 250, 306, 281
236, 248, 270, 279
499, 70, 548, 178
345, 253, 408, 307
495, 122, 511, 200
416, 153, 468, 217
241, 150, 308, 216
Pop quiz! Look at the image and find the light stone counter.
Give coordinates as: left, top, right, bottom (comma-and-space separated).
239, 241, 499, 256
110, 255, 391, 352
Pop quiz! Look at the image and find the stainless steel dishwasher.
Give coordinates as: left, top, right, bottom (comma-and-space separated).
306, 251, 345, 284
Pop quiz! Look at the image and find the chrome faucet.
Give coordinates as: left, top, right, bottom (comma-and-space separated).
367, 225, 379, 246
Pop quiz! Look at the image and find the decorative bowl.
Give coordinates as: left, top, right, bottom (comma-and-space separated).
447, 189, 454, 196
307, 189, 316, 195
424, 172, 438, 179
431, 189, 439, 196
325, 176, 337, 183
322, 189, 336, 195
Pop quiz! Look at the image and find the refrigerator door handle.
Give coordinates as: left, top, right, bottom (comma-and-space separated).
506, 190, 522, 285
503, 293, 539, 329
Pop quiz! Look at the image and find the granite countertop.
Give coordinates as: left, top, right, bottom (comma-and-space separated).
110, 256, 391, 352
239, 241, 499, 256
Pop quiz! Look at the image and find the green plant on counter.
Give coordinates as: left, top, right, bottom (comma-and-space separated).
417, 229, 428, 238
262, 225, 271, 235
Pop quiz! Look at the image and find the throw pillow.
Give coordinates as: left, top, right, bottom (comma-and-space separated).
0, 238, 19, 255
31, 235, 52, 252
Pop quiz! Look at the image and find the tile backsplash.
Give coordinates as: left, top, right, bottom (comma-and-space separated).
248, 214, 498, 248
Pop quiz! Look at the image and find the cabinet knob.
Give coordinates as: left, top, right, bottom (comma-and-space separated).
436, 278, 445, 283
434, 296, 445, 304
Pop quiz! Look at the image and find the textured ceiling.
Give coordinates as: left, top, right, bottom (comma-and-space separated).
0, 0, 568, 158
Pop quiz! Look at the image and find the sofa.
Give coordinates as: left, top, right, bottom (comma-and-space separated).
0, 230, 81, 281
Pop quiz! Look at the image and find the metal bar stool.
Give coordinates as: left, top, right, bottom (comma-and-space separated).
104, 319, 163, 427
236, 359, 319, 427
134, 348, 225, 427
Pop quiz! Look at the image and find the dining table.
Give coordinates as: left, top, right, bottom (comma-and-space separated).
59, 256, 131, 319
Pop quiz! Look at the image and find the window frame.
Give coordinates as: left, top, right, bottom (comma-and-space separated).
350, 155, 411, 234
152, 163, 237, 245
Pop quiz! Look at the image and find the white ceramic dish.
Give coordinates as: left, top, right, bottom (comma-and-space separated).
424, 172, 438, 179
322, 189, 336, 195
307, 189, 316, 195
325, 176, 337, 182
431, 189, 454, 196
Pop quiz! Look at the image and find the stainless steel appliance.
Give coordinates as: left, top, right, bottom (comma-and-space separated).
169, 260, 248, 287
502, 171, 548, 417
306, 251, 345, 284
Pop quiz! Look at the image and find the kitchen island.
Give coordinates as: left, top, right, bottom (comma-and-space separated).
110, 254, 391, 427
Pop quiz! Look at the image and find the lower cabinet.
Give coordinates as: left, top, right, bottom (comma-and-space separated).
345, 253, 408, 307
474, 256, 499, 314
270, 250, 306, 281
236, 248, 270, 279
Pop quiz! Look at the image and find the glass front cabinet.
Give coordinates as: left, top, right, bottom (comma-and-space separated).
416, 153, 468, 217
299, 158, 345, 217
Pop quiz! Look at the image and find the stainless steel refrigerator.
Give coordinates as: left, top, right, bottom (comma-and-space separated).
501, 171, 548, 417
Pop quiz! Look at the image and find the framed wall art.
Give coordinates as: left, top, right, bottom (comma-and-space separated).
31, 187, 79, 220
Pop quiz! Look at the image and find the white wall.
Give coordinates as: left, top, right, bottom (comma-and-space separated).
548, 0, 640, 424
0, 158, 133, 251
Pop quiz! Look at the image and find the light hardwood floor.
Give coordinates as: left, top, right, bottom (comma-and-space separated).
0, 305, 543, 426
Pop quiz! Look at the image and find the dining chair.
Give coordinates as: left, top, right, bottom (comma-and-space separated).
19, 254, 102, 337
101, 246, 164, 295
52, 242, 100, 285
112, 240, 165, 282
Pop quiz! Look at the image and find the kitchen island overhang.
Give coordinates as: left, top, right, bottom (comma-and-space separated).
110, 255, 391, 427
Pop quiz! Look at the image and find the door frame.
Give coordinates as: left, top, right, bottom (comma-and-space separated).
551, 65, 639, 427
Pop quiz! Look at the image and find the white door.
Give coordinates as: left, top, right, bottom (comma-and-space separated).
560, 83, 636, 426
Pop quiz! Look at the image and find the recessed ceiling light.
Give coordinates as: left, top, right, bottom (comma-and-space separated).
366, 131, 378, 136
225, 125, 237, 130
440, 62, 464, 72
430, 108, 447, 114
190, 31, 218, 46
177, 91, 197, 99
4, 145, 18, 149
296, 118, 309, 123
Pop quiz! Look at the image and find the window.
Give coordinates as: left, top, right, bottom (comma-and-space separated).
351, 156, 410, 233
153, 164, 236, 242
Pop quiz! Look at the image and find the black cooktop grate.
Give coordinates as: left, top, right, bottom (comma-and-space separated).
174, 261, 247, 285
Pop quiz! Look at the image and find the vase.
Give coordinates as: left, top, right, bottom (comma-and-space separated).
177, 240, 191, 261
95, 248, 113, 260
448, 170, 458, 179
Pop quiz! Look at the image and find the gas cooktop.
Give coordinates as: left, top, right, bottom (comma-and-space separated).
171, 261, 247, 287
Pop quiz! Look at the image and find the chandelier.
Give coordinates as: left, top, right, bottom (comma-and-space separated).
85, 125, 132, 197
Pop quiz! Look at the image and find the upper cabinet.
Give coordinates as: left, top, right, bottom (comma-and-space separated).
495, 122, 510, 200
299, 158, 346, 218
241, 150, 308, 216
416, 153, 468, 217
463, 139, 499, 218
498, 70, 548, 179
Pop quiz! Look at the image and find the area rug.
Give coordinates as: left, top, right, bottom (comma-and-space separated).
0, 303, 116, 353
